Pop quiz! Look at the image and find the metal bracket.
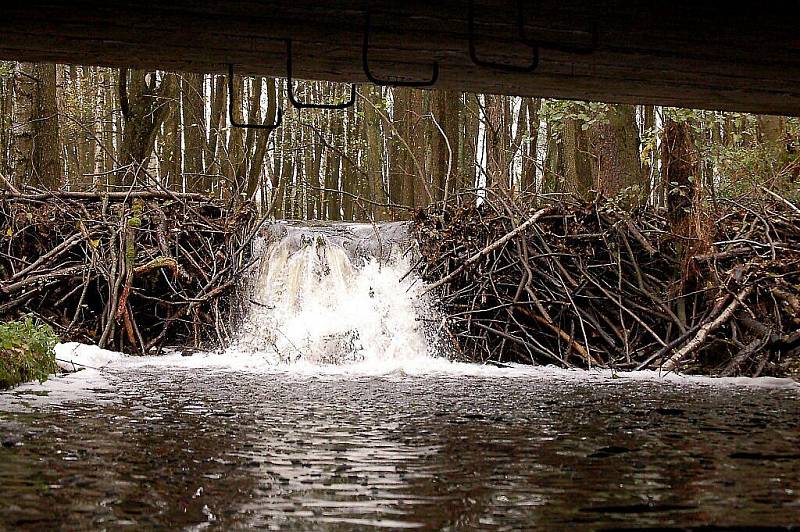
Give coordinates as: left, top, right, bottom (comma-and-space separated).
286, 40, 356, 110
468, 0, 598, 72
362, 8, 439, 87
468, 0, 538, 72
227, 64, 283, 130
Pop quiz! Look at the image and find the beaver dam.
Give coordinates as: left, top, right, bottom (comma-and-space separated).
0, 190, 798, 377
1, 190, 800, 529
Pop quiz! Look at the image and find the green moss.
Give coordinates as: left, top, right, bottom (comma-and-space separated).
126, 238, 136, 265
0, 318, 59, 389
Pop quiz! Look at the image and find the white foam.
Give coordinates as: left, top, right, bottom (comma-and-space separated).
55, 341, 126, 371
229, 231, 433, 366
36, 342, 800, 391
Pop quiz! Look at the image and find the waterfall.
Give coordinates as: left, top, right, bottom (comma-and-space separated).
228, 223, 436, 365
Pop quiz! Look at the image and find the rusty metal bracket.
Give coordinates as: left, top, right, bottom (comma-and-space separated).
227, 64, 283, 130
362, 7, 439, 87
286, 40, 356, 110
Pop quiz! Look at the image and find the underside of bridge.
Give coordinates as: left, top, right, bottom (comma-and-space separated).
1, 1, 799, 115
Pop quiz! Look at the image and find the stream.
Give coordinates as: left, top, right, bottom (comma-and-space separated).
1, 223, 798, 530
1, 361, 798, 529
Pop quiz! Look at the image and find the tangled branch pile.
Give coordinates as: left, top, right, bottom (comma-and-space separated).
0, 190, 258, 354
414, 194, 800, 377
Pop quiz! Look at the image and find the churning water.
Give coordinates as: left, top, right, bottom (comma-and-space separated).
230, 223, 434, 367
0, 222, 799, 530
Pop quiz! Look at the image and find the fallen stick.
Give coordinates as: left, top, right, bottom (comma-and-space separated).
518, 306, 600, 365
421, 207, 553, 295
760, 186, 800, 215
0, 173, 20, 195
8, 232, 85, 281
1, 265, 86, 294
661, 285, 754, 372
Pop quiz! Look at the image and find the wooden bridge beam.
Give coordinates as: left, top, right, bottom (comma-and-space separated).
1, 1, 799, 114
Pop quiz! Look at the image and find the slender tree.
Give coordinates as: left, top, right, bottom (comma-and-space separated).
182, 73, 207, 192
116, 69, 176, 186
562, 116, 593, 197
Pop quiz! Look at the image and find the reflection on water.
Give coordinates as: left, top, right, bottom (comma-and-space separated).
0, 367, 798, 530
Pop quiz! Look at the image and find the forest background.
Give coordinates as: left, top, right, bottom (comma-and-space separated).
2, 62, 798, 218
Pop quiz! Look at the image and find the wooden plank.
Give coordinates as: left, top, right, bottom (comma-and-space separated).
0, 0, 799, 114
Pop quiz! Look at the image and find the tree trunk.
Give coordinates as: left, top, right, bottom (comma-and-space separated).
223, 74, 244, 197
78, 67, 95, 183
758, 114, 791, 184
182, 73, 208, 192
593, 104, 642, 202
431, 89, 460, 200
246, 77, 278, 200
324, 110, 343, 221
362, 85, 388, 220
661, 118, 701, 326
92, 68, 109, 181
156, 82, 181, 190
562, 116, 593, 197
60, 65, 80, 187
12, 62, 60, 189
661, 119, 698, 230
485, 94, 509, 193
207, 74, 227, 192
542, 120, 562, 193
341, 103, 356, 220
11, 63, 36, 186
640, 104, 656, 198
271, 119, 288, 218
520, 98, 540, 194
461, 94, 480, 192
389, 87, 409, 216
0, 74, 11, 176
398, 90, 426, 207
116, 69, 176, 187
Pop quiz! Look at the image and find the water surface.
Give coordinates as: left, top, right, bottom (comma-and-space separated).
2, 224, 798, 529
1, 360, 798, 530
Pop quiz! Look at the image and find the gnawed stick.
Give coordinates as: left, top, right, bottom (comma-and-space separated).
9, 232, 85, 281
518, 307, 601, 366
661, 286, 754, 372
421, 207, 553, 295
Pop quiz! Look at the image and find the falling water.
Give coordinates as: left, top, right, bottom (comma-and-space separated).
4, 229, 800, 530
228, 222, 436, 365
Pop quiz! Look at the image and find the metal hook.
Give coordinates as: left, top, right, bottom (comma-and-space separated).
227, 64, 283, 130
468, 0, 538, 73
286, 40, 356, 110
468, 0, 598, 73
362, 8, 439, 87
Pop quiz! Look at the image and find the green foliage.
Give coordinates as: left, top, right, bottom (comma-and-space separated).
663, 107, 800, 201
715, 142, 800, 200
663, 107, 701, 125
0, 318, 59, 389
539, 99, 609, 134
